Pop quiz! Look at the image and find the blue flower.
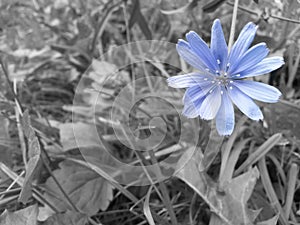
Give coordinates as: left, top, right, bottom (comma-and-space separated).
167, 19, 284, 135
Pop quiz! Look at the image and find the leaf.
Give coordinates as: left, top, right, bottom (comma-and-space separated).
199, 126, 223, 171
143, 186, 155, 225
0, 204, 38, 225
202, 0, 226, 13
44, 160, 113, 216
176, 150, 260, 225
38, 205, 55, 222
43, 211, 88, 225
59, 122, 101, 151
265, 102, 300, 139
129, 0, 152, 39
235, 133, 282, 175
160, 0, 199, 15
0, 116, 12, 166
19, 110, 42, 204
89, 59, 118, 84
257, 214, 279, 225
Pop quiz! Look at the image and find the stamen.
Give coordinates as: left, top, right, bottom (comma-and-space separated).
235, 74, 240, 77
221, 91, 224, 95
204, 78, 208, 81
217, 59, 221, 65
218, 81, 221, 85
205, 68, 210, 72
229, 86, 233, 90
224, 72, 228, 76
215, 70, 220, 74
227, 63, 230, 68
229, 80, 233, 83
209, 89, 213, 93
212, 81, 215, 83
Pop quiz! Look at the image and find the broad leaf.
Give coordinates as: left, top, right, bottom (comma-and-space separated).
44, 160, 113, 216
0, 204, 38, 225
59, 122, 101, 151
176, 150, 260, 225
43, 211, 88, 225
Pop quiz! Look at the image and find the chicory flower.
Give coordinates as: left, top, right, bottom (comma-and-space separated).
167, 19, 284, 135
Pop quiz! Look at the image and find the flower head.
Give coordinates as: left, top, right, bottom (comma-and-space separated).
167, 19, 284, 135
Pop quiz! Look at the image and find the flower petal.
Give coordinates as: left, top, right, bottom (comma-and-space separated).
210, 19, 228, 71
176, 40, 207, 71
228, 86, 263, 121
183, 83, 213, 103
186, 31, 219, 71
229, 43, 269, 76
228, 22, 257, 65
199, 86, 221, 120
182, 95, 204, 118
167, 73, 213, 88
232, 80, 281, 103
216, 87, 235, 135
239, 57, 284, 78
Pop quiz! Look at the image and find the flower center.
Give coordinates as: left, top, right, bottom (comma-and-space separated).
208, 72, 234, 94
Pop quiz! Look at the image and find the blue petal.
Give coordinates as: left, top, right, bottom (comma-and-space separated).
232, 80, 281, 103
210, 19, 228, 71
229, 43, 269, 76
228, 22, 257, 66
167, 73, 213, 88
216, 87, 235, 135
199, 86, 221, 120
182, 95, 204, 118
228, 85, 263, 121
239, 56, 284, 78
176, 40, 207, 71
183, 83, 214, 103
186, 31, 219, 71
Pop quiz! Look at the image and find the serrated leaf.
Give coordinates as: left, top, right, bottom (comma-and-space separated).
44, 160, 113, 216
0, 204, 38, 225
19, 110, 42, 204
176, 150, 260, 225
43, 211, 88, 225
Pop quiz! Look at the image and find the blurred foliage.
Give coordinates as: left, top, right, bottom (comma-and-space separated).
0, 0, 299, 225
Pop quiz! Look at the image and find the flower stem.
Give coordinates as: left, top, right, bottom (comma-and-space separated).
228, 0, 239, 52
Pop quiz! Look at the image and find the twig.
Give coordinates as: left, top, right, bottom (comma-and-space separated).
227, 1, 300, 24
39, 145, 79, 212
0, 60, 27, 166
90, 1, 122, 55
148, 150, 178, 225
228, 0, 240, 51
0, 60, 23, 113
